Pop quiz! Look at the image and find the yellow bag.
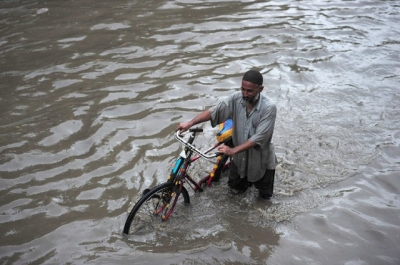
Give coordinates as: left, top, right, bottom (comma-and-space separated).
216, 119, 233, 143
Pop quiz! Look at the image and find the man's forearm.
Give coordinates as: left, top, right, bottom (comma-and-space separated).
232, 140, 257, 155
188, 110, 212, 127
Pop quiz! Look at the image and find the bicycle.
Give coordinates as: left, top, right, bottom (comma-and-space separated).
123, 120, 233, 235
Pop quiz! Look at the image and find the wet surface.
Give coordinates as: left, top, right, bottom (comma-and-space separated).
1, 0, 399, 264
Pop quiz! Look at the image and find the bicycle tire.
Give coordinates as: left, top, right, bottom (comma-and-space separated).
123, 182, 190, 235
212, 154, 230, 182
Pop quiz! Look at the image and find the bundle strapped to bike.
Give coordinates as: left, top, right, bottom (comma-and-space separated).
216, 119, 233, 143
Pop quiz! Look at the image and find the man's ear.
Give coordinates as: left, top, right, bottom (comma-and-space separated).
259, 85, 264, 92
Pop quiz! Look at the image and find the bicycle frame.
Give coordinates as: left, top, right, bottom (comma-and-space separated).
169, 129, 225, 192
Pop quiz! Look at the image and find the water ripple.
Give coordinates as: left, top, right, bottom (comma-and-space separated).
1, 0, 399, 264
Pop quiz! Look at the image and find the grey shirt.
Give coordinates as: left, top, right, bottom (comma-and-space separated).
209, 91, 277, 182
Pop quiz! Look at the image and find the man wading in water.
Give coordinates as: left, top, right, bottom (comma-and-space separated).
177, 70, 277, 200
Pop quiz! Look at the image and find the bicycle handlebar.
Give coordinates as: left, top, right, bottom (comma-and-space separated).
175, 130, 220, 160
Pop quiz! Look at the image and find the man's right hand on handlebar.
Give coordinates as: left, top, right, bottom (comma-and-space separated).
176, 110, 212, 134
177, 122, 193, 134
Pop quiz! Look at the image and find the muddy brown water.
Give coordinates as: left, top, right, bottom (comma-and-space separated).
1, 0, 399, 264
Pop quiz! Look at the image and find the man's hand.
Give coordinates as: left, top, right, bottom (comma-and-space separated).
176, 110, 212, 134
177, 122, 192, 134
217, 145, 235, 156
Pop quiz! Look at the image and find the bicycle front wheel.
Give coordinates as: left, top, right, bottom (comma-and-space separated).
123, 182, 190, 235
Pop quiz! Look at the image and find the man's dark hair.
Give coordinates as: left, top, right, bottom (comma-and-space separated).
242, 70, 263, 86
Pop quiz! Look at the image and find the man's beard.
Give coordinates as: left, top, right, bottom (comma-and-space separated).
243, 92, 260, 104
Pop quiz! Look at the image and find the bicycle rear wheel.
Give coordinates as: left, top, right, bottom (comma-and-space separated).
123, 182, 190, 235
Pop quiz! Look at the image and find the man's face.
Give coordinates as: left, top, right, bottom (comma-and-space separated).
241, 80, 263, 104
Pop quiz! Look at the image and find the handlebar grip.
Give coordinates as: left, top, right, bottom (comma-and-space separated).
189, 128, 203, 133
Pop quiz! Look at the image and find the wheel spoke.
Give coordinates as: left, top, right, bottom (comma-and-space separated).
124, 182, 190, 235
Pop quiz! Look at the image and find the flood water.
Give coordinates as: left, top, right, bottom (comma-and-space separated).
1, 0, 399, 264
